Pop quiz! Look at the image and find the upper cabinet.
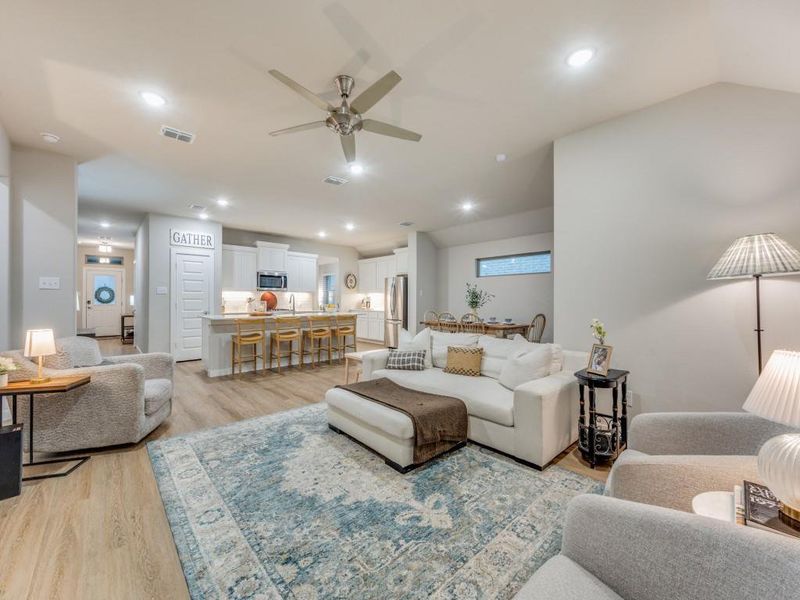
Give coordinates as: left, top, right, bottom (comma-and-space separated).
286, 251, 318, 293
357, 249, 407, 293
222, 245, 258, 291
358, 260, 378, 294
394, 248, 409, 274
256, 241, 289, 272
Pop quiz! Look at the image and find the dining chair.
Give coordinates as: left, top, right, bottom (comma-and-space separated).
423, 310, 439, 330
459, 313, 486, 334
331, 314, 357, 360
527, 313, 546, 343
231, 318, 267, 376
302, 315, 334, 367
270, 316, 303, 372
437, 312, 459, 332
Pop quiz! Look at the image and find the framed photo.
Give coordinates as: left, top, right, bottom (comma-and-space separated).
587, 344, 613, 376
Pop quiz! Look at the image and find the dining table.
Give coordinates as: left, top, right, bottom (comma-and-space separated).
419, 320, 529, 339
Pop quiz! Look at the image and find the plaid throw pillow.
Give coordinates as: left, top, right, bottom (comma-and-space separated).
386, 349, 427, 371
444, 345, 483, 377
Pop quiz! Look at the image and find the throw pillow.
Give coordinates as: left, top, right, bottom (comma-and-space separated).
397, 328, 433, 369
431, 331, 480, 368
499, 344, 553, 390
443, 345, 484, 377
478, 334, 527, 379
386, 349, 427, 371
512, 335, 564, 375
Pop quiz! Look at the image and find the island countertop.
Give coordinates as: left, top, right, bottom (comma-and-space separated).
202, 311, 361, 323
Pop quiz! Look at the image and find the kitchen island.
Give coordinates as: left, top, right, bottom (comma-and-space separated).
201, 312, 362, 377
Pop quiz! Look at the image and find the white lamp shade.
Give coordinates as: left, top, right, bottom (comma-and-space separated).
707, 233, 800, 279
24, 328, 56, 358
743, 350, 800, 428
758, 434, 800, 512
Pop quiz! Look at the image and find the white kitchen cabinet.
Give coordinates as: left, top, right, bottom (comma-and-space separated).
375, 258, 389, 294
394, 248, 409, 274
222, 245, 257, 291
356, 314, 368, 339
358, 260, 377, 293
256, 241, 289, 272
368, 318, 383, 341
354, 310, 385, 343
286, 251, 318, 293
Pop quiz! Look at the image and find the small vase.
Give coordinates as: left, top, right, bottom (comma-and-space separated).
0, 373, 7, 388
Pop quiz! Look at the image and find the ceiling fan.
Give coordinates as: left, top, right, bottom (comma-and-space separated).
268, 69, 422, 163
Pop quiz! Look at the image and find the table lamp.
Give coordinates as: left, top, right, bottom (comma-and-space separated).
743, 349, 800, 529
707, 233, 800, 373
24, 329, 56, 384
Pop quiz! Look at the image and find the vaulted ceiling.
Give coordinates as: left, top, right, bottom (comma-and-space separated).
0, 0, 798, 252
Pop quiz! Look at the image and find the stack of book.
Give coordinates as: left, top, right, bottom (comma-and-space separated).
734, 481, 800, 539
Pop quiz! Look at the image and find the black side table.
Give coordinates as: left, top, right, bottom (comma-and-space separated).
574, 368, 629, 468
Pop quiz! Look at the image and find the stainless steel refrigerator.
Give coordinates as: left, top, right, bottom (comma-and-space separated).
384, 274, 408, 348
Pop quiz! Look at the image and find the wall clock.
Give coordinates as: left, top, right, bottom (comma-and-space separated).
345, 272, 358, 290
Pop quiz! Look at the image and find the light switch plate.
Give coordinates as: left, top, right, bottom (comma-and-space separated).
39, 277, 60, 290
156, 286, 168, 295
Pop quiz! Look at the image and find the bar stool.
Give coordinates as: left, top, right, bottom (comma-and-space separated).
331, 314, 357, 361
269, 316, 303, 373
231, 318, 267, 376
302, 315, 334, 367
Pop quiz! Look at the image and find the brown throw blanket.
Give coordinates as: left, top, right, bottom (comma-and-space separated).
337, 377, 468, 464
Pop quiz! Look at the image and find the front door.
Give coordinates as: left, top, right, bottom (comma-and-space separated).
85, 267, 124, 336
172, 249, 213, 361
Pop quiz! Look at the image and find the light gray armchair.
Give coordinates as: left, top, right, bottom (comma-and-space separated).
1, 336, 173, 452
515, 494, 800, 600
606, 412, 798, 512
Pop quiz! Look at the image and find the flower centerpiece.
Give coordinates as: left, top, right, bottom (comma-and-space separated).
590, 318, 607, 345
0, 356, 18, 387
465, 283, 495, 317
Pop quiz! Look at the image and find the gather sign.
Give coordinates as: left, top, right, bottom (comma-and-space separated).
170, 229, 215, 249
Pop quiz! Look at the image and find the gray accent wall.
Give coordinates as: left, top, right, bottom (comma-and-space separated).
554, 83, 800, 415
0, 121, 9, 350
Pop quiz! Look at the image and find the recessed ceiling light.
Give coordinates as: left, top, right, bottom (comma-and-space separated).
40, 132, 60, 144
348, 163, 364, 175
566, 48, 595, 68
100, 221, 111, 228
496, 153, 507, 162
318, 230, 328, 238
140, 91, 167, 107
344, 222, 355, 231
198, 212, 209, 220
461, 201, 475, 212
216, 198, 229, 207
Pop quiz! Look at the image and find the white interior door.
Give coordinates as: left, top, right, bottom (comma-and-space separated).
84, 267, 124, 336
172, 249, 213, 361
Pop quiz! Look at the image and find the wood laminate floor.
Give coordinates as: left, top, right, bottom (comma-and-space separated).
0, 338, 607, 600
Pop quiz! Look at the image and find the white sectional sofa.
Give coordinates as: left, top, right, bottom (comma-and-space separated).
326, 330, 587, 469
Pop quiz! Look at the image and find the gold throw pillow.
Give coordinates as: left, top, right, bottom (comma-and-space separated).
444, 345, 483, 377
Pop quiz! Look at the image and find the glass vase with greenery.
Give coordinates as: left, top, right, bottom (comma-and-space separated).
465, 283, 494, 316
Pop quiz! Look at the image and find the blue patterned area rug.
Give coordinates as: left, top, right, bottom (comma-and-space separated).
148, 404, 602, 600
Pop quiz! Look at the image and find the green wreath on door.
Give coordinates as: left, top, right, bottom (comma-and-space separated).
94, 286, 115, 304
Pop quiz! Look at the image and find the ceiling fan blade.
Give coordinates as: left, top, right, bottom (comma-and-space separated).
350, 70, 402, 114
340, 134, 356, 163
268, 70, 334, 112
361, 119, 422, 142
269, 121, 327, 136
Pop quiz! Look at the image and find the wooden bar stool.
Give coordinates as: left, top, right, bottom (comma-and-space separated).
231, 318, 267, 376
269, 316, 303, 373
302, 315, 334, 367
331, 314, 357, 361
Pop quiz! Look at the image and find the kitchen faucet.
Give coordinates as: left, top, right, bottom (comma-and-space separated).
289, 293, 296, 315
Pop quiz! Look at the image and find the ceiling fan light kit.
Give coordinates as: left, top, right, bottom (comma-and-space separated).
268, 69, 422, 163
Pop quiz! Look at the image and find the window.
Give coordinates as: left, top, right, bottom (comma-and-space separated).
319, 273, 337, 306
476, 251, 552, 277
85, 254, 124, 266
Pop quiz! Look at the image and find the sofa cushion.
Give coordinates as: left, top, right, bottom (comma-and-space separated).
430, 331, 479, 368
478, 335, 526, 379
513, 555, 622, 600
499, 344, 553, 390
397, 328, 433, 369
444, 345, 483, 377
44, 346, 74, 370
386, 349, 426, 371
512, 335, 563, 375
57, 336, 104, 367
144, 378, 172, 415
373, 367, 514, 426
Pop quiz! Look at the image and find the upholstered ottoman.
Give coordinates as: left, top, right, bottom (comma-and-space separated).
326, 387, 417, 471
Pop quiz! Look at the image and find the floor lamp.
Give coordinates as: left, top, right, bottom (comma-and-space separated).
708, 233, 800, 373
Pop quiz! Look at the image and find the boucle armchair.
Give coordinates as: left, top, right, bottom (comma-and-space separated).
0, 337, 173, 452
605, 412, 798, 512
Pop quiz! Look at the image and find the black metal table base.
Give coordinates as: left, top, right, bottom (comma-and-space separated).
22, 456, 91, 481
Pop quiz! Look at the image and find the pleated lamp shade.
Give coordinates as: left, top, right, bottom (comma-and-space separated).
707, 233, 800, 280
743, 350, 800, 428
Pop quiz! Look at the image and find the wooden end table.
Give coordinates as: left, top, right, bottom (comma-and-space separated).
575, 368, 629, 468
343, 351, 372, 384
0, 375, 92, 481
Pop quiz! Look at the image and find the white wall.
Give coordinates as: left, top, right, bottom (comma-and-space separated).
9, 147, 78, 345
0, 121, 9, 350
437, 233, 554, 341
134, 217, 149, 351
408, 231, 438, 333
554, 83, 800, 415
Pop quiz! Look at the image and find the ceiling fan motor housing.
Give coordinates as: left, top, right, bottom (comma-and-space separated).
326, 109, 361, 135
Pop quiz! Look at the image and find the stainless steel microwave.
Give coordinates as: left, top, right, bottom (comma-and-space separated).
257, 271, 288, 291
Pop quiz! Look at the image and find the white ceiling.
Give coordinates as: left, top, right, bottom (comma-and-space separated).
0, 0, 798, 253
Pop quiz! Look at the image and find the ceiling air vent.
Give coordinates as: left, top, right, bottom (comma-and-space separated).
188, 203, 206, 211
160, 125, 195, 143
399, 221, 414, 227
323, 175, 349, 186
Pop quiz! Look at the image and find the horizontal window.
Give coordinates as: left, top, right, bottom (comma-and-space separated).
85, 255, 124, 266
476, 251, 551, 277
